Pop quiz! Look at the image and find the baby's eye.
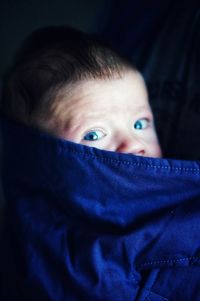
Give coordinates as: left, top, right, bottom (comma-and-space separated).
134, 118, 149, 130
83, 130, 105, 141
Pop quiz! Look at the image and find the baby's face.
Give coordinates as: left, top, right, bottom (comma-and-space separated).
46, 70, 162, 157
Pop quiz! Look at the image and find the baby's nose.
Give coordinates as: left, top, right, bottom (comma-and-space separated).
116, 136, 145, 156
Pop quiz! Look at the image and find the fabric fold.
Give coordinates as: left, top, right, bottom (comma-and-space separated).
1, 117, 200, 300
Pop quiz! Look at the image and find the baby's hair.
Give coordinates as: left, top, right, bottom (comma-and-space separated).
1, 26, 136, 124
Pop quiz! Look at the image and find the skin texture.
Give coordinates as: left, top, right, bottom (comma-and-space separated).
40, 70, 162, 158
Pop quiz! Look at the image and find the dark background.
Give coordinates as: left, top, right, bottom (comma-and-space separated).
0, 0, 111, 76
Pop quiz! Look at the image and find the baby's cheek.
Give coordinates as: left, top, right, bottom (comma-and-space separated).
153, 144, 162, 158
144, 131, 162, 158
150, 138, 162, 158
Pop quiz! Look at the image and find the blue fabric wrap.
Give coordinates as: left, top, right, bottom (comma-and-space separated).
1, 117, 200, 301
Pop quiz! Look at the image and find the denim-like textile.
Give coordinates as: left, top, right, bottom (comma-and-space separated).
0, 117, 200, 301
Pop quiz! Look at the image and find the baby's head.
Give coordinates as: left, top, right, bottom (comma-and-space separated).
2, 26, 162, 157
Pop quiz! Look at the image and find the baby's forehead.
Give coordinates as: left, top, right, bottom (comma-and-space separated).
51, 71, 149, 121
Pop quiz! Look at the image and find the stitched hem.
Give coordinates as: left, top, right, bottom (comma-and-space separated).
66, 148, 200, 173
138, 256, 200, 269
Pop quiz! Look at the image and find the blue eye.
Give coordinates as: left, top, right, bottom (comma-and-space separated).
83, 130, 105, 141
134, 119, 149, 130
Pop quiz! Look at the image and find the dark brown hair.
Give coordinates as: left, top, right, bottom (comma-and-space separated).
1, 26, 135, 124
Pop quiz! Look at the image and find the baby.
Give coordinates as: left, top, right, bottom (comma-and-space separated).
2, 26, 162, 158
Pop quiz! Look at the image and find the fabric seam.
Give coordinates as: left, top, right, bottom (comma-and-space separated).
66, 148, 200, 173
139, 256, 200, 268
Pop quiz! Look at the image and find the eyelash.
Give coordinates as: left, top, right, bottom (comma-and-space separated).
134, 118, 150, 130
83, 128, 106, 141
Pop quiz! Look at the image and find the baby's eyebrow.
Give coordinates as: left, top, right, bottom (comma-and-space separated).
135, 105, 151, 114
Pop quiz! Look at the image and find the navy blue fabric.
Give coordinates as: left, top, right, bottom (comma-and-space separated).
1, 117, 200, 300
